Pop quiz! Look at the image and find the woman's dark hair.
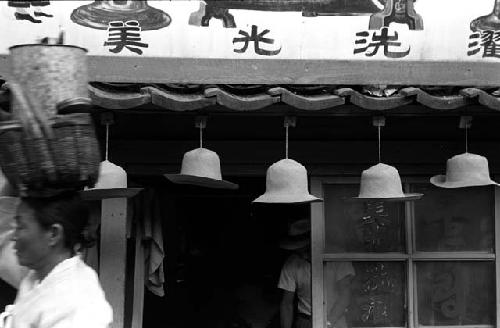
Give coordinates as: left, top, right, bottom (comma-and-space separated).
21, 192, 96, 253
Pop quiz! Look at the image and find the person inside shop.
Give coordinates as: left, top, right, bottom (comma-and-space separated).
278, 219, 354, 328
0, 192, 113, 328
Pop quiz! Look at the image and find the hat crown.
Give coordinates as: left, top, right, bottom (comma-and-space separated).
266, 159, 308, 195
181, 148, 222, 180
446, 153, 491, 182
94, 160, 127, 189
358, 163, 405, 198
253, 158, 321, 203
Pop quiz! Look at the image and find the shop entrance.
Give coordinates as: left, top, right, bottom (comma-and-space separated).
140, 177, 310, 328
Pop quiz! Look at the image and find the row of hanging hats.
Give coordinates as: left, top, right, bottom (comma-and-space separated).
162, 115, 497, 203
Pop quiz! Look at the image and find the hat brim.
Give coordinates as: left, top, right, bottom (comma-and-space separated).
430, 175, 500, 188
252, 193, 322, 204
346, 193, 423, 202
80, 188, 143, 200
279, 238, 310, 250
164, 174, 239, 190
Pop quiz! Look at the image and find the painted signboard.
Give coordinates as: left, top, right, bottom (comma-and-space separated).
0, 0, 499, 62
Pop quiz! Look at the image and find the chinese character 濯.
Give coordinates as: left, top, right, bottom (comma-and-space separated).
354, 27, 410, 58
468, 30, 500, 58
233, 25, 281, 56
104, 20, 148, 55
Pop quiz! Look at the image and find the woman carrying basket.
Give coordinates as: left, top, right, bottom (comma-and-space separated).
0, 192, 112, 328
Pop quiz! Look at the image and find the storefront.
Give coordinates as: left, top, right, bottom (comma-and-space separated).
1, 1, 500, 328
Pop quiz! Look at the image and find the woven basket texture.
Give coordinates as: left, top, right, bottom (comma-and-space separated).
0, 113, 100, 197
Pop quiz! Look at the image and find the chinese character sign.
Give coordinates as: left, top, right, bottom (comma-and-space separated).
0, 0, 497, 61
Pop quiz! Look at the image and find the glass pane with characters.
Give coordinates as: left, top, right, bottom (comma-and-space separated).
324, 184, 406, 253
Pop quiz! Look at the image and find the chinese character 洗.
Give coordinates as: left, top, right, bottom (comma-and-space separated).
233, 25, 281, 56
104, 20, 148, 55
468, 30, 500, 58
354, 27, 410, 58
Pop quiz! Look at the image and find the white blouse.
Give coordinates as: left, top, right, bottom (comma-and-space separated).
0, 256, 113, 328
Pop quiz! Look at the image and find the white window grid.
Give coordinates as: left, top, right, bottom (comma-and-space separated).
310, 177, 500, 328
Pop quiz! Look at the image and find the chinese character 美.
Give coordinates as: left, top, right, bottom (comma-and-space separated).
233, 25, 281, 56
468, 30, 500, 58
354, 27, 410, 58
104, 20, 148, 55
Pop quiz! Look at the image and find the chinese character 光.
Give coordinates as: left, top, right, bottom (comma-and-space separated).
354, 27, 410, 58
104, 20, 148, 55
233, 25, 281, 56
468, 30, 500, 58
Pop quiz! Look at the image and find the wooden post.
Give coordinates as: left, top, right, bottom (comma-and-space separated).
99, 197, 128, 328
131, 219, 145, 328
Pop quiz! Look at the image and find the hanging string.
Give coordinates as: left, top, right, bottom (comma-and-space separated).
378, 125, 381, 163
199, 124, 203, 149
465, 125, 468, 153
105, 123, 109, 161
285, 123, 289, 159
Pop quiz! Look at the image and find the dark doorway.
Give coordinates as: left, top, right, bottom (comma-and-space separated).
140, 177, 310, 328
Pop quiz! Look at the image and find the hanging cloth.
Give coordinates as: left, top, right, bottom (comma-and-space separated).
132, 188, 165, 296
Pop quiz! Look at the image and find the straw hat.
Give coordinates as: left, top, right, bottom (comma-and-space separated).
81, 160, 142, 200
351, 163, 422, 201
430, 152, 499, 188
253, 159, 322, 204
279, 219, 310, 250
164, 148, 238, 190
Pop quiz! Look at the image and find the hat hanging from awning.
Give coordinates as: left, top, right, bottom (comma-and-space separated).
253, 117, 322, 204
81, 113, 142, 200
352, 117, 422, 202
352, 163, 422, 201
164, 116, 238, 190
430, 117, 498, 188
431, 153, 499, 188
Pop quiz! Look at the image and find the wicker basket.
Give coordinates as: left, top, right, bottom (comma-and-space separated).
0, 113, 100, 197
9, 44, 91, 116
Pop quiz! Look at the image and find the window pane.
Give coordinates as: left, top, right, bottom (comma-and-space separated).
324, 184, 405, 253
413, 184, 494, 252
324, 261, 406, 327
416, 261, 495, 326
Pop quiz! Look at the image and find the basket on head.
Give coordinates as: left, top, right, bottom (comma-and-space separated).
0, 113, 100, 197
9, 44, 92, 115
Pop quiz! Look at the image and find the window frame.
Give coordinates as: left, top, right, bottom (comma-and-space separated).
311, 177, 500, 328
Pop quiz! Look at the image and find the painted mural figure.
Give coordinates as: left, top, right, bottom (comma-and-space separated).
470, 0, 500, 31
71, 1, 170, 31
190, 0, 386, 28
354, 27, 410, 58
8, 0, 52, 24
233, 25, 282, 56
468, 30, 500, 58
369, 0, 423, 30
104, 20, 148, 55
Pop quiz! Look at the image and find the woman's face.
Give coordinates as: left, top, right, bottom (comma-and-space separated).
12, 202, 52, 269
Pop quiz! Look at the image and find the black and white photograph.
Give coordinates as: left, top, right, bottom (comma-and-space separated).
0, 1, 500, 328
